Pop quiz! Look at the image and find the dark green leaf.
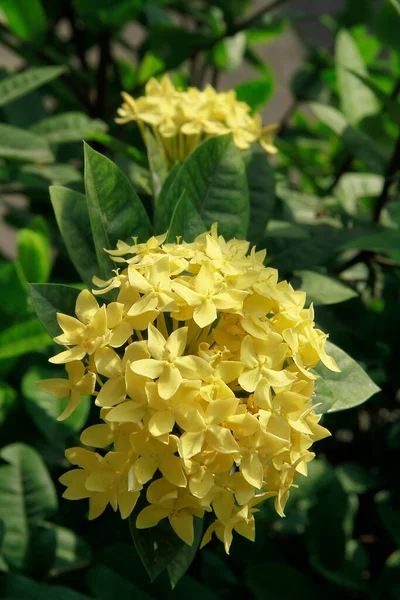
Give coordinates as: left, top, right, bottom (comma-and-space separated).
0, 66, 65, 108
311, 103, 387, 173
87, 564, 155, 600
84, 143, 153, 278
294, 270, 358, 305
342, 231, 400, 264
242, 146, 275, 245
314, 341, 380, 413
0, 123, 54, 164
0, 320, 52, 361
166, 193, 206, 243
376, 491, 400, 548
336, 462, 381, 494
374, 0, 400, 51
155, 135, 249, 239
0, 381, 16, 426
211, 33, 246, 71
0, 443, 57, 569
167, 518, 203, 588
31, 112, 107, 145
2, 572, 91, 600
30, 522, 92, 575
335, 29, 379, 125
335, 173, 383, 216
29, 283, 81, 338
375, 550, 400, 599
50, 186, 100, 286
17, 228, 51, 284
245, 563, 320, 599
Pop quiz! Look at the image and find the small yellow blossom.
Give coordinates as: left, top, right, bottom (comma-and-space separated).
116, 75, 278, 166
41, 224, 339, 553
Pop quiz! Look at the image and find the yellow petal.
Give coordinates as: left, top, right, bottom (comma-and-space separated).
178, 431, 205, 459
96, 376, 126, 407
148, 410, 175, 437
194, 299, 217, 328
95, 347, 122, 378
134, 456, 158, 484
81, 424, 114, 448
136, 504, 171, 528
75, 289, 99, 324
130, 359, 164, 379
49, 346, 86, 364
88, 492, 109, 520
159, 454, 187, 487
169, 510, 194, 545
106, 400, 145, 423
206, 397, 239, 425
158, 363, 182, 400
37, 378, 70, 399
206, 426, 239, 454
147, 322, 166, 360
241, 451, 263, 488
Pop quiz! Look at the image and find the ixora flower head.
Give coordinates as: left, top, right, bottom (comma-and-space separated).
40, 224, 339, 554
116, 75, 278, 166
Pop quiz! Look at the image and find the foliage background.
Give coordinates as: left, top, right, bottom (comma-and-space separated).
0, 0, 399, 598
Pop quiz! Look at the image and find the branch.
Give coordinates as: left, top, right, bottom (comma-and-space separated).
190, 0, 289, 58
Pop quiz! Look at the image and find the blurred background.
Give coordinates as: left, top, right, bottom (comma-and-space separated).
0, 0, 399, 598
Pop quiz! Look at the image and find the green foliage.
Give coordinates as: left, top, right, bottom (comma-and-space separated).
0, 1, 398, 598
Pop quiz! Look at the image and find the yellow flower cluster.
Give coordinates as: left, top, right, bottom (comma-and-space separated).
116, 75, 278, 166
39, 225, 338, 553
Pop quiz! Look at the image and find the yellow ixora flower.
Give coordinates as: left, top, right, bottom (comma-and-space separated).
40, 223, 339, 553
116, 75, 278, 167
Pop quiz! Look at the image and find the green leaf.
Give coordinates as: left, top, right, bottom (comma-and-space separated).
245, 563, 320, 599
0, 261, 28, 316
266, 220, 310, 240
342, 230, 400, 263
29, 283, 81, 338
294, 270, 358, 305
349, 71, 400, 126
87, 564, 155, 600
0, 66, 65, 108
138, 52, 165, 84
314, 341, 380, 413
242, 146, 275, 245
335, 29, 379, 125
375, 550, 400, 599
3, 572, 92, 600
155, 135, 249, 239
335, 173, 383, 216
235, 78, 274, 113
336, 462, 381, 494
376, 491, 400, 548
167, 517, 203, 588
0, 443, 57, 569
31, 522, 92, 575
145, 129, 168, 200
84, 143, 153, 278
17, 228, 51, 284
311, 103, 387, 173
2, 0, 47, 42
22, 366, 90, 449
0, 381, 16, 425
50, 186, 100, 286
166, 194, 206, 243
129, 491, 202, 583
211, 32, 246, 71
0, 320, 52, 361
0, 123, 54, 164
375, 0, 400, 52
31, 112, 108, 145
20, 164, 83, 187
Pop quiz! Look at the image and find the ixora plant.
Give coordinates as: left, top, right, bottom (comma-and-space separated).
30, 85, 379, 585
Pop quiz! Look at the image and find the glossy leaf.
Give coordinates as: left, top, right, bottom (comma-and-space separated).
0, 443, 57, 570
30, 522, 92, 574
29, 283, 81, 338
335, 29, 379, 125
155, 134, 249, 239
314, 341, 380, 413
0, 66, 65, 108
50, 186, 100, 285
0, 123, 54, 164
243, 146, 275, 245
342, 231, 400, 264
349, 72, 400, 126
294, 270, 358, 305
17, 228, 51, 284
0, 320, 52, 361
167, 518, 203, 588
145, 129, 168, 200
166, 193, 206, 243
84, 143, 153, 278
